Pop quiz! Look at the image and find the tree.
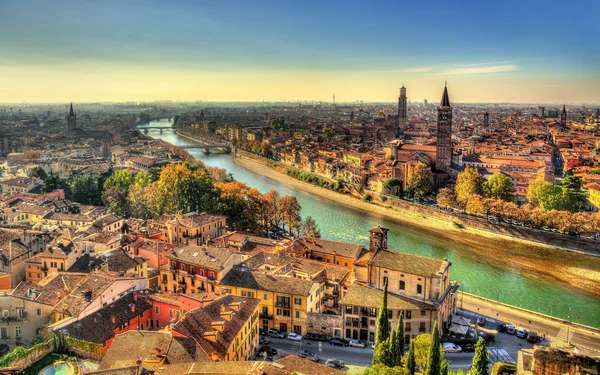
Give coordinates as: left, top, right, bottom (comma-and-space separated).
471, 338, 490, 375
383, 178, 404, 197
441, 360, 449, 375
436, 188, 456, 209
407, 162, 433, 200
425, 321, 442, 375
412, 334, 432, 371
29, 166, 47, 180
373, 278, 391, 366
406, 341, 416, 375
484, 172, 513, 200
363, 364, 406, 375
455, 167, 485, 205
560, 170, 586, 209
154, 163, 214, 215
300, 216, 321, 238
390, 313, 404, 366
280, 195, 302, 235
103, 169, 134, 217
128, 171, 156, 219
526, 180, 578, 212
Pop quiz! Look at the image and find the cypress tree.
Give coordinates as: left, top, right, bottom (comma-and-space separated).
406, 340, 416, 375
471, 338, 490, 375
425, 321, 442, 375
398, 312, 405, 356
441, 360, 449, 375
390, 314, 404, 366
375, 278, 390, 345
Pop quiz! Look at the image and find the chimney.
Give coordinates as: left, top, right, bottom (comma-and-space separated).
111, 316, 116, 324
211, 321, 225, 332
203, 331, 218, 342
154, 348, 163, 357
130, 304, 135, 313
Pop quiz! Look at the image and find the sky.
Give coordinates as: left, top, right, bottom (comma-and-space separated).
0, 0, 599, 104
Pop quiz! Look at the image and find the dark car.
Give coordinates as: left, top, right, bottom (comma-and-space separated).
260, 329, 268, 336
496, 323, 507, 333
527, 331, 539, 343
305, 333, 329, 341
259, 346, 277, 356
329, 338, 350, 347
463, 343, 475, 352
476, 317, 487, 327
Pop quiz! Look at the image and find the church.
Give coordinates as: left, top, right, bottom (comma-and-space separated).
385, 84, 459, 190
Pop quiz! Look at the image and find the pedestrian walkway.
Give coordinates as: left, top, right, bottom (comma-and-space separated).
489, 348, 516, 364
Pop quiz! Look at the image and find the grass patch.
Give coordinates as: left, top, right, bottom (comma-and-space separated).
24, 354, 62, 375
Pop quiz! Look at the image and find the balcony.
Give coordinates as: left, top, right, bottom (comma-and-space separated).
0, 312, 27, 323
259, 313, 273, 320
178, 279, 187, 285
275, 301, 290, 308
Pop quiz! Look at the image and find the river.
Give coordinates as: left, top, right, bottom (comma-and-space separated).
141, 119, 600, 328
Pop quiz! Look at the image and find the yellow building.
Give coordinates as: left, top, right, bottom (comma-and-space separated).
585, 182, 600, 212
173, 295, 260, 361
220, 265, 323, 334
156, 212, 227, 246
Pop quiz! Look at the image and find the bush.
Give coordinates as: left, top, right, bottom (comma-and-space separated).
380, 195, 388, 202
491, 362, 517, 375
363, 193, 372, 202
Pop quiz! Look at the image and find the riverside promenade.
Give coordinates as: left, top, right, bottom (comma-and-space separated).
459, 292, 600, 356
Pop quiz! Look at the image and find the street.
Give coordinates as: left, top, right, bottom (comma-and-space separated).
258, 337, 375, 368
460, 293, 600, 356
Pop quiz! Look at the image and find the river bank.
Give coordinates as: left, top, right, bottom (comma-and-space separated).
232, 151, 600, 299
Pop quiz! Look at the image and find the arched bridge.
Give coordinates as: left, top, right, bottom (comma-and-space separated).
182, 143, 231, 154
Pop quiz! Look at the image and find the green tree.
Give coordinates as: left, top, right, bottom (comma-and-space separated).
128, 171, 155, 219
103, 169, 134, 217
560, 170, 586, 209
484, 172, 513, 200
373, 279, 391, 366
154, 162, 215, 215
383, 177, 404, 197
425, 321, 442, 375
412, 334, 432, 371
441, 360, 449, 375
471, 338, 490, 375
407, 162, 433, 200
455, 167, 485, 205
406, 341, 416, 375
363, 364, 406, 375
29, 166, 48, 179
526, 180, 578, 212
300, 216, 321, 238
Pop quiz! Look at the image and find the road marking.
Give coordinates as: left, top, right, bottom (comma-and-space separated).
488, 349, 515, 364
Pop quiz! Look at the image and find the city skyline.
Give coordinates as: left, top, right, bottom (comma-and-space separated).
1, 0, 599, 104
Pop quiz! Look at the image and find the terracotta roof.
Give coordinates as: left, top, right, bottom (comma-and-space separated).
340, 283, 433, 310
166, 245, 237, 271
173, 295, 260, 360
369, 249, 449, 276
220, 266, 317, 296
291, 238, 365, 260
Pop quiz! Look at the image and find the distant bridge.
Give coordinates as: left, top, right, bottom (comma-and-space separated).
138, 127, 176, 133
183, 143, 231, 154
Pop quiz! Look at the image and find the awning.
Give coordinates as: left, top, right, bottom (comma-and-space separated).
449, 323, 469, 335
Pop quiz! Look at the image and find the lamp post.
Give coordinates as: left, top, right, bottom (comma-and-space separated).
566, 308, 573, 345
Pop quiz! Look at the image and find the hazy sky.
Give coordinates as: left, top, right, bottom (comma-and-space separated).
1, 0, 599, 104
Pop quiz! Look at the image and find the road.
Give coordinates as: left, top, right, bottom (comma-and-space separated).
460, 293, 600, 356
259, 337, 374, 368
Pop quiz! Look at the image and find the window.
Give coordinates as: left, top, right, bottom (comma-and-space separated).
406, 310, 411, 319
169, 309, 173, 318
416, 284, 422, 295
181, 263, 185, 270
2, 310, 8, 318
37, 308, 41, 316
387, 310, 393, 319
15, 327, 21, 338
399, 280, 406, 291
295, 311, 300, 319
294, 298, 302, 305
419, 322, 426, 332
345, 305, 352, 314
420, 310, 427, 316
155, 306, 160, 314
16, 308, 24, 318
405, 322, 411, 332
156, 320, 160, 328
263, 293, 268, 301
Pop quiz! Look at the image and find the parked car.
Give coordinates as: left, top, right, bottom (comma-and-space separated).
259, 337, 269, 345
477, 317, 487, 327
496, 323, 508, 332
287, 332, 303, 341
506, 325, 516, 335
349, 339, 366, 348
260, 329, 268, 336
267, 329, 285, 339
329, 338, 350, 347
305, 333, 329, 341
463, 343, 475, 353
371, 342, 375, 349
527, 331, 539, 343
326, 358, 345, 368
259, 346, 277, 356
442, 342, 462, 353
516, 328, 528, 338
299, 350, 320, 362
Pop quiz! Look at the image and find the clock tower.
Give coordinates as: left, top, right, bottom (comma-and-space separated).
436, 84, 452, 171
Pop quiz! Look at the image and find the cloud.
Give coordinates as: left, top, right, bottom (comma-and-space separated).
442, 64, 519, 75
391, 63, 519, 76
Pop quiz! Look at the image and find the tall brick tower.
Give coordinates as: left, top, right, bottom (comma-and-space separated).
397, 85, 408, 137
436, 84, 453, 171
561, 104, 567, 127
65, 103, 77, 133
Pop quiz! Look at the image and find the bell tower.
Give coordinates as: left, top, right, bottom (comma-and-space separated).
436, 83, 453, 171
398, 85, 407, 136
560, 104, 567, 127
369, 226, 389, 252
